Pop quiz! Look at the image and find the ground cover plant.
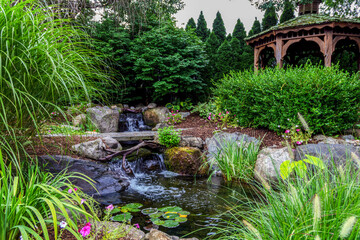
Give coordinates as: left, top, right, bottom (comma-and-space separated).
210, 154, 360, 239
213, 64, 360, 135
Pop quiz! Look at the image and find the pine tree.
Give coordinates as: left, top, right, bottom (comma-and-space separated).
229, 37, 242, 70
280, 0, 295, 23
185, 17, 196, 31
226, 33, 232, 42
196, 11, 209, 41
262, 6, 278, 31
212, 11, 226, 43
204, 32, 220, 80
232, 18, 247, 47
215, 40, 232, 79
248, 17, 262, 37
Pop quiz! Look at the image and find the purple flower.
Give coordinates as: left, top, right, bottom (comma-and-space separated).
296, 141, 302, 145
285, 130, 290, 133
80, 199, 86, 205
134, 223, 140, 229
106, 204, 114, 211
68, 189, 72, 194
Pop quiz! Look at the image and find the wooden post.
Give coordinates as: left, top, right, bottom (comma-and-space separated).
254, 47, 260, 71
275, 35, 283, 68
324, 29, 334, 67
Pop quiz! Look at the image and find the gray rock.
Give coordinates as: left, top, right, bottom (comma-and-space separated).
179, 112, 191, 119
72, 139, 107, 160
342, 135, 355, 141
38, 155, 130, 198
314, 135, 346, 145
102, 136, 122, 151
145, 229, 171, 240
295, 144, 360, 168
344, 128, 360, 138
313, 135, 327, 142
148, 103, 157, 109
180, 136, 204, 149
152, 122, 169, 131
86, 106, 119, 133
254, 147, 290, 183
92, 222, 145, 240
143, 107, 170, 127
123, 104, 129, 109
72, 114, 86, 127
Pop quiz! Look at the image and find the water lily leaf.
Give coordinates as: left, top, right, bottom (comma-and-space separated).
163, 213, 178, 219
110, 208, 121, 214
141, 208, 158, 215
158, 206, 182, 212
178, 211, 190, 216
175, 217, 187, 223
121, 207, 140, 212
149, 212, 163, 218
162, 220, 179, 228
152, 219, 165, 226
124, 203, 143, 209
113, 212, 132, 222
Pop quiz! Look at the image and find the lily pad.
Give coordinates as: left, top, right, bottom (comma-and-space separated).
112, 212, 132, 222
152, 219, 165, 226
124, 203, 143, 209
158, 206, 182, 212
149, 212, 163, 218
175, 217, 187, 223
141, 208, 158, 215
122, 207, 141, 212
163, 213, 178, 220
110, 208, 121, 214
162, 220, 179, 228
178, 211, 190, 216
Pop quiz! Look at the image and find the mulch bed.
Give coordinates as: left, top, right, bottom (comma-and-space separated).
47, 226, 131, 240
174, 114, 283, 148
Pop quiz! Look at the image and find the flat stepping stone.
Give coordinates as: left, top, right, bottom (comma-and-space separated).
98, 131, 156, 142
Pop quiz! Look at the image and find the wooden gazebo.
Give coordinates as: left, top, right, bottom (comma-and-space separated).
246, 2, 360, 71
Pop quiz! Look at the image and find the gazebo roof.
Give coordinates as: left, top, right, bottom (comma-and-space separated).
245, 14, 360, 42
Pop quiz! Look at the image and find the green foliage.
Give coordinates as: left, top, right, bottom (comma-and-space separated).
280, 0, 295, 23
232, 19, 247, 47
207, 138, 261, 182
262, 6, 278, 31
215, 40, 233, 79
191, 102, 218, 119
280, 155, 325, 179
212, 11, 227, 43
186, 17, 196, 31
212, 156, 360, 239
158, 126, 181, 148
196, 11, 210, 41
282, 113, 313, 148
248, 17, 262, 37
166, 112, 183, 125
213, 65, 360, 135
204, 32, 221, 81
131, 21, 208, 102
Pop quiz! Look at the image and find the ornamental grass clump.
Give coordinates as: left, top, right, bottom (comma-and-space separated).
209, 155, 360, 239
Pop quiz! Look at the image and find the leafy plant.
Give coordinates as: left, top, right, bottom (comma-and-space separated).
281, 113, 313, 148
166, 111, 183, 125
158, 126, 181, 148
207, 137, 261, 182
280, 155, 325, 180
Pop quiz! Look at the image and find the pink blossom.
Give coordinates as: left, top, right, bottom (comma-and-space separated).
285, 130, 290, 134
172, 114, 176, 116
226, 111, 229, 114
78, 223, 91, 237
80, 199, 86, 205
134, 223, 140, 229
106, 204, 114, 211
171, 111, 173, 113
167, 117, 170, 119
68, 189, 72, 194
234, 114, 236, 117
296, 129, 300, 132
296, 141, 302, 145
208, 116, 211, 120
219, 113, 221, 116
74, 188, 78, 191
48, 130, 51, 133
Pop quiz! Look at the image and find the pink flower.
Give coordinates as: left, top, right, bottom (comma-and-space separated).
285, 130, 290, 133
134, 223, 140, 229
219, 113, 221, 116
48, 130, 51, 133
171, 111, 173, 113
226, 111, 229, 114
74, 188, 78, 191
172, 114, 176, 116
234, 114, 236, 117
208, 116, 211, 120
78, 223, 91, 237
296, 141, 302, 145
80, 199, 86, 205
215, 127, 218, 130
296, 129, 300, 132
106, 204, 114, 211
68, 189, 72, 194
167, 117, 170, 119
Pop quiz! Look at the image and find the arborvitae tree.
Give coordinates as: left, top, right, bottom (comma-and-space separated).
248, 17, 262, 37
229, 37, 242, 70
232, 18, 247, 47
280, 0, 295, 23
185, 17, 196, 31
226, 33, 232, 42
262, 6, 277, 31
205, 32, 220, 54
204, 32, 220, 81
212, 11, 226, 43
215, 40, 232, 79
196, 11, 209, 41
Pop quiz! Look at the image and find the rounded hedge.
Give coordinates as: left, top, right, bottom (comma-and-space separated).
213, 65, 360, 134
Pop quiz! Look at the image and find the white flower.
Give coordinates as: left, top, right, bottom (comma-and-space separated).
278, 125, 281, 128
60, 221, 67, 229
20, 236, 23, 240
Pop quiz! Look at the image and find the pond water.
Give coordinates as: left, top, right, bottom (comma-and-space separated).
103, 154, 251, 239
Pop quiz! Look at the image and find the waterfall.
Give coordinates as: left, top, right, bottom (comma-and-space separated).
119, 112, 151, 132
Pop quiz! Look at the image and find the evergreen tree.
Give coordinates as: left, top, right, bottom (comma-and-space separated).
226, 33, 232, 42
232, 18, 247, 47
215, 40, 232, 79
262, 6, 277, 31
248, 17, 262, 37
229, 37, 242, 70
212, 11, 226, 43
196, 11, 209, 41
185, 17, 196, 31
204, 32, 220, 81
280, 0, 295, 23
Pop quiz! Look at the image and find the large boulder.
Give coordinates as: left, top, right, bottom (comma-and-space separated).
72, 114, 86, 127
164, 147, 207, 176
86, 106, 119, 133
144, 229, 198, 240
143, 107, 170, 127
38, 155, 130, 201
92, 222, 145, 240
254, 147, 290, 183
72, 138, 121, 160
180, 136, 204, 149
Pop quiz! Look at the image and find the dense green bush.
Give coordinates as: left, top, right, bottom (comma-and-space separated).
213, 65, 360, 134
158, 126, 181, 148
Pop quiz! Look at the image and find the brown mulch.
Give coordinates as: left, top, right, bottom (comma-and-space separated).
174, 114, 283, 148
47, 226, 131, 240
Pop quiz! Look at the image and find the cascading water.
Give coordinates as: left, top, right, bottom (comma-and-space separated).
119, 112, 151, 132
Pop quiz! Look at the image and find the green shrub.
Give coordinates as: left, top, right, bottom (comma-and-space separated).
210, 156, 360, 239
158, 126, 181, 148
207, 138, 260, 182
213, 65, 360, 134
